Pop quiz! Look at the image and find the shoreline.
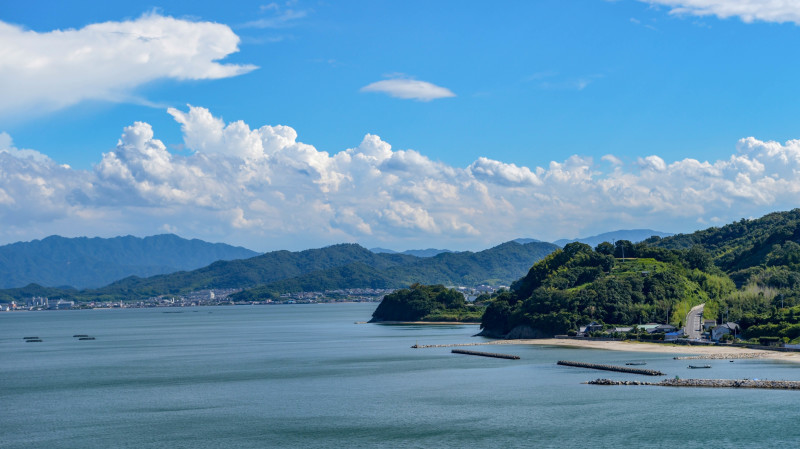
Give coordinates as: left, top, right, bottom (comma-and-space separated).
371, 320, 480, 325
483, 338, 800, 363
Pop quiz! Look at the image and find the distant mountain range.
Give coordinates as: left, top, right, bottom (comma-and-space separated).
0, 240, 559, 302
367, 230, 671, 257
552, 229, 673, 248
369, 247, 454, 258
241, 241, 558, 298
0, 235, 259, 289
0, 228, 671, 300
513, 238, 543, 245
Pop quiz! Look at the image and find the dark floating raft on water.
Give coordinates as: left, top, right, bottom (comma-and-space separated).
451, 349, 520, 360
558, 360, 665, 376
73, 334, 95, 340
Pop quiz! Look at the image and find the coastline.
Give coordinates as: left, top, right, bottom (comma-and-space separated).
484, 338, 800, 363
372, 320, 481, 325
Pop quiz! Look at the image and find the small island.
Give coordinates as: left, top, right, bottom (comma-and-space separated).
369, 283, 485, 323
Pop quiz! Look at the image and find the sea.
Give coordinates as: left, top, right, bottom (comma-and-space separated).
3, 303, 800, 448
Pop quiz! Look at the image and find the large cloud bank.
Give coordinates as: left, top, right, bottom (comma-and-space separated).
641, 0, 800, 24
1, 107, 799, 250
0, 13, 255, 118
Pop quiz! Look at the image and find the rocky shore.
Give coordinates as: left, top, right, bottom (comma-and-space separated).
587, 378, 800, 390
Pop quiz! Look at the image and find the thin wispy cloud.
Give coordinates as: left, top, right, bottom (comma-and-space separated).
641, 0, 800, 24
241, 4, 309, 29
360, 77, 456, 102
528, 72, 602, 91
0, 13, 256, 120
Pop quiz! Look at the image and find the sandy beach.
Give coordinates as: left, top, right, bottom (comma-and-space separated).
484, 338, 800, 363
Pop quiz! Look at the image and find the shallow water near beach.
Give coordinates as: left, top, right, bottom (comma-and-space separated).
3, 303, 800, 448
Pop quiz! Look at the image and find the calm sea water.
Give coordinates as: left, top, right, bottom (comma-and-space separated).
3, 303, 800, 448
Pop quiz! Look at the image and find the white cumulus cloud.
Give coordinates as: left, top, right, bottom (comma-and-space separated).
2, 106, 800, 250
0, 13, 256, 118
360, 77, 456, 101
641, 0, 800, 24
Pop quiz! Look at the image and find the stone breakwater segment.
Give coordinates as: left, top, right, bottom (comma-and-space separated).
557, 360, 665, 376
451, 349, 520, 360
587, 378, 800, 390
673, 353, 767, 360
412, 342, 496, 348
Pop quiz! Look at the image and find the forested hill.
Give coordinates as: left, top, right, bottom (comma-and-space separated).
93, 243, 417, 298
553, 229, 672, 248
479, 209, 800, 340
480, 242, 733, 338
233, 241, 559, 299
646, 209, 800, 287
0, 234, 258, 289
0, 240, 558, 302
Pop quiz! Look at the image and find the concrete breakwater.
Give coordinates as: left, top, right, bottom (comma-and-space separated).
412, 342, 496, 348
587, 378, 800, 390
452, 349, 520, 360
558, 360, 665, 376
674, 353, 766, 360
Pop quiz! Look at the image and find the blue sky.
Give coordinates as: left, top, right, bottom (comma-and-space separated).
1, 0, 800, 251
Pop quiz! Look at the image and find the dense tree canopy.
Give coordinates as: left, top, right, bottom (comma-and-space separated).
480, 242, 732, 337
370, 284, 482, 322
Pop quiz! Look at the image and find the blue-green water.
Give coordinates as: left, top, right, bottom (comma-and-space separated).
3, 304, 800, 448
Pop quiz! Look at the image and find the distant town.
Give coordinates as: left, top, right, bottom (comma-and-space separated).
0, 284, 503, 311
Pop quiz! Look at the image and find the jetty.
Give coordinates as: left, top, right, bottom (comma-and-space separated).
557, 360, 665, 376
452, 349, 520, 360
413, 342, 498, 349
587, 378, 800, 390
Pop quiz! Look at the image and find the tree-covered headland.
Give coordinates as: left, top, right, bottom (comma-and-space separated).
476, 209, 800, 342
368, 209, 800, 344
479, 241, 732, 337
370, 284, 484, 322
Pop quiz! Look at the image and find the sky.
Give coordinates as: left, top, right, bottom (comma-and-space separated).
1, 0, 800, 252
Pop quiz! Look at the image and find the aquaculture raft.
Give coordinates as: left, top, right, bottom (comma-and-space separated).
557, 360, 664, 376
451, 349, 520, 360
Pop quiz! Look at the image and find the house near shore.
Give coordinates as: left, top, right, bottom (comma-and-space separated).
578, 321, 604, 336
650, 324, 678, 334
711, 322, 740, 341
664, 331, 683, 341
635, 323, 660, 333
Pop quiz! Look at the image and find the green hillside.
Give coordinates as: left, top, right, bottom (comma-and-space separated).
0, 240, 558, 303
478, 209, 800, 340
479, 242, 732, 337
93, 244, 416, 297
236, 241, 558, 298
